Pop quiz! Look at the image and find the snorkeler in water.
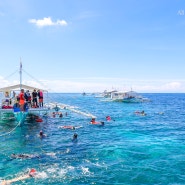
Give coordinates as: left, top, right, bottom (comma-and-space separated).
90, 118, 104, 125
134, 110, 147, 116
72, 133, 78, 142
11, 153, 40, 159
39, 130, 46, 138
0, 168, 37, 185
58, 126, 83, 130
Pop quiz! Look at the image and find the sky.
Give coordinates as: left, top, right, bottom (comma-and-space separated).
0, 0, 185, 93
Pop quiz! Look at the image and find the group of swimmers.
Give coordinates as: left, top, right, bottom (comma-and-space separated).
1, 114, 113, 184
51, 111, 63, 118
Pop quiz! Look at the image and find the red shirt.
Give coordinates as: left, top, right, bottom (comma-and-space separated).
19, 92, 25, 105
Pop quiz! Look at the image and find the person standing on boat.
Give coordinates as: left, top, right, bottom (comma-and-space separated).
25, 90, 31, 107
32, 89, 38, 108
37, 89, 43, 107
19, 89, 25, 111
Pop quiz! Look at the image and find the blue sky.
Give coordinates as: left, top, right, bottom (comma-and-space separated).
0, 0, 185, 93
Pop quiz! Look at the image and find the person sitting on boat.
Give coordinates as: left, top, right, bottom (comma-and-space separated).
32, 89, 38, 108
13, 101, 20, 112
2, 91, 10, 106
5, 91, 9, 98
19, 89, 25, 111
37, 89, 43, 107
0, 168, 37, 185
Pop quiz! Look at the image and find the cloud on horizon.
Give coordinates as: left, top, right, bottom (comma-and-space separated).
29, 17, 68, 27
0, 77, 185, 93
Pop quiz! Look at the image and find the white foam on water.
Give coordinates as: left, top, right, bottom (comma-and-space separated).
36, 171, 48, 179
47, 168, 56, 173
81, 166, 91, 175
58, 169, 67, 177
67, 166, 75, 171
65, 148, 70, 154
45, 152, 56, 157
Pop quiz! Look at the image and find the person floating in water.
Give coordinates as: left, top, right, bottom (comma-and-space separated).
58, 126, 75, 130
90, 118, 104, 125
72, 133, 78, 142
51, 112, 63, 118
11, 153, 40, 159
59, 126, 83, 130
134, 110, 146, 116
1, 168, 37, 185
39, 130, 46, 138
106, 116, 111, 121
90, 118, 97, 124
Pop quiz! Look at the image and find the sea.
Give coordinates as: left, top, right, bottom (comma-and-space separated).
0, 93, 185, 185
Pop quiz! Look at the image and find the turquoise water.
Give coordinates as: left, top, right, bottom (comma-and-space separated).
1, 93, 185, 184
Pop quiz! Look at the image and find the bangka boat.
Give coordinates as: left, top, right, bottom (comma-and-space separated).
0, 85, 49, 125
110, 90, 150, 103
0, 63, 49, 125
0, 61, 97, 132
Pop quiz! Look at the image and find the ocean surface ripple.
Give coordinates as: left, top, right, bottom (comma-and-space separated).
0, 93, 185, 185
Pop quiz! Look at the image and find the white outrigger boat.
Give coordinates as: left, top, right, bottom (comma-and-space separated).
0, 62, 50, 125
110, 90, 150, 103
0, 84, 49, 125
0, 62, 97, 128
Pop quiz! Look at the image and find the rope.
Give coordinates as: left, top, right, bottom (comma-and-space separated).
3, 69, 19, 80
22, 69, 48, 89
0, 121, 21, 137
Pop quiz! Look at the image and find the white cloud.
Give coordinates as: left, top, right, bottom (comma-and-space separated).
163, 82, 181, 89
0, 77, 185, 93
29, 17, 67, 27
177, 10, 184, 16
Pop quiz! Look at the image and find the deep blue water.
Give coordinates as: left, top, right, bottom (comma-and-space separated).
1, 93, 185, 185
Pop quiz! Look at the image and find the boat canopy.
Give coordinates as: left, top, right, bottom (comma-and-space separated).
0, 84, 47, 93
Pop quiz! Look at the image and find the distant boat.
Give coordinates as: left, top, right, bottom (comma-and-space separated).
82, 92, 86, 96
111, 91, 150, 103
95, 89, 117, 98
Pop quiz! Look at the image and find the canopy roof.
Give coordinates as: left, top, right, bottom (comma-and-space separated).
0, 84, 47, 93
